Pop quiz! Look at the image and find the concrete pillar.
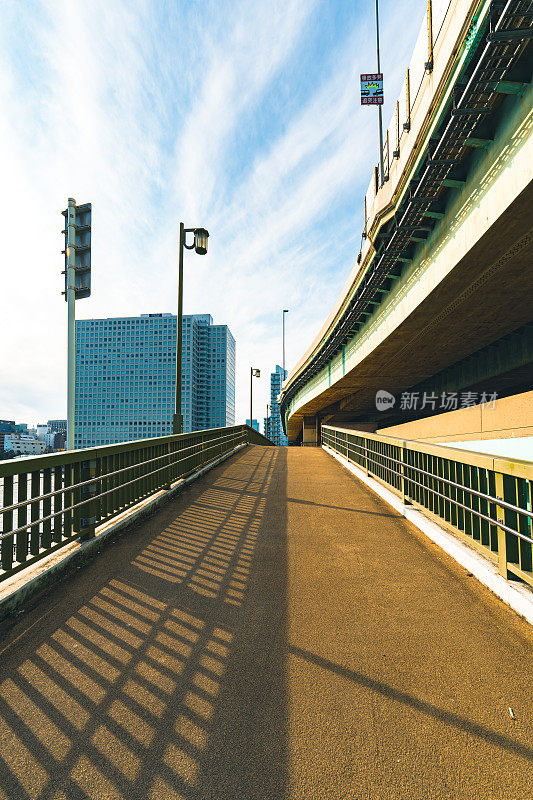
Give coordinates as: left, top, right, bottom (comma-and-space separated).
302, 415, 319, 446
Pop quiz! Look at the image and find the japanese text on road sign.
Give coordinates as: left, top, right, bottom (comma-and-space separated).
361, 73, 383, 105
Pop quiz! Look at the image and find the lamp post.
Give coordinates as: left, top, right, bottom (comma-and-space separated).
250, 367, 260, 430
282, 309, 289, 379
173, 223, 209, 434
266, 403, 271, 439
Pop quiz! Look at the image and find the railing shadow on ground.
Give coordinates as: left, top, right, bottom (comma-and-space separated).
290, 645, 533, 763
0, 445, 288, 800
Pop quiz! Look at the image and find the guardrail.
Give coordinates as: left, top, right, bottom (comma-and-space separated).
0, 425, 270, 584
322, 425, 533, 588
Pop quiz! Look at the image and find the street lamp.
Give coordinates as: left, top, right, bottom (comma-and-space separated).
266, 403, 271, 439
282, 309, 289, 379
250, 367, 260, 430
193, 228, 209, 255
174, 222, 209, 434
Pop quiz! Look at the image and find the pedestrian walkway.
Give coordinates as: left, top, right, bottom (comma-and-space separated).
0, 445, 531, 799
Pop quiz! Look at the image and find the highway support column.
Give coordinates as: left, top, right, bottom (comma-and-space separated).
302, 415, 320, 447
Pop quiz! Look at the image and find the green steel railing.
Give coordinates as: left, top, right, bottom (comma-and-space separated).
322, 425, 533, 588
0, 425, 270, 584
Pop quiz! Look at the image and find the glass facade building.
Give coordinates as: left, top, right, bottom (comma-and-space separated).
269, 365, 288, 446
75, 313, 235, 448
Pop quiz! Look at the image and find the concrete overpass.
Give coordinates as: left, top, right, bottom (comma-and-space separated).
280, 0, 533, 444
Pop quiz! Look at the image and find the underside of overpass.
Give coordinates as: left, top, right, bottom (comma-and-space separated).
286, 180, 533, 441
0, 445, 532, 799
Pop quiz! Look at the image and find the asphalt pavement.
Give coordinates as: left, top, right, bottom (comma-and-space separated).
0, 445, 531, 799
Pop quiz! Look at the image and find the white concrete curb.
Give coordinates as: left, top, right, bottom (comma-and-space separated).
0, 444, 247, 621
323, 444, 533, 627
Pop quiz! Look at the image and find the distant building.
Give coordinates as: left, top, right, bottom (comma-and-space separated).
0, 420, 16, 434
75, 313, 236, 448
269, 366, 288, 446
246, 419, 260, 432
40, 421, 67, 451
0, 421, 15, 452
264, 416, 273, 441
0, 420, 27, 435
36, 424, 49, 441
44, 431, 65, 450
4, 434, 46, 455
0, 420, 30, 453
48, 419, 67, 433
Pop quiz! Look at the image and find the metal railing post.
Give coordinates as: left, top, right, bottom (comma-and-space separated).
494, 471, 509, 579
1, 477, 14, 573
319, 425, 532, 587
79, 459, 98, 541
401, 442, 411, 505
164, 440, 172, 490
0, 425, 264, 585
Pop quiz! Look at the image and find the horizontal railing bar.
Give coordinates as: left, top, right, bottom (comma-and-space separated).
323, 434, 533, 520
322, 425, 533, 477
1, 432, 246, 541
322, 437, 533, 546
0, 429, 241, 515
0, 425, 252, 478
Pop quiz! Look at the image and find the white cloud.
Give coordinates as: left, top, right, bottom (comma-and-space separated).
0, 0, 426, 428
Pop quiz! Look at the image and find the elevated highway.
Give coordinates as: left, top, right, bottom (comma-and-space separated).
280, 0, 533, 443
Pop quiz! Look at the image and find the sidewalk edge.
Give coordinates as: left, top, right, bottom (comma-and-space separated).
323, 444, 533, 627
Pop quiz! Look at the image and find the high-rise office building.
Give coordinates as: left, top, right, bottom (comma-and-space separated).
75, 313, 235, 448
269, 365, 288, 446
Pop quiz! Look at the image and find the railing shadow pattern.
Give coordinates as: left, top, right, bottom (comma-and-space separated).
0, 446, 287, 800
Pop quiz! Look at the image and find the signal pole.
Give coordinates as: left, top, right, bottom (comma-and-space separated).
61, 199, 92, 451
66, 198, 77, 450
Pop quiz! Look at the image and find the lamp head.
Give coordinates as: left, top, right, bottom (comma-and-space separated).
194, 228, 209, 255
252, 368, 260, 377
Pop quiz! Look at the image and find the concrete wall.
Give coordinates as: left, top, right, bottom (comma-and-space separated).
377, 390, 533, 443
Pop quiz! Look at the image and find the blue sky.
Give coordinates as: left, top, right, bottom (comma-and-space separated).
0, 0, 426, 426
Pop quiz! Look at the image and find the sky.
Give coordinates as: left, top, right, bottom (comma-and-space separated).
0, 0, 426, 428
